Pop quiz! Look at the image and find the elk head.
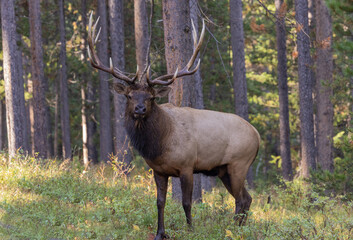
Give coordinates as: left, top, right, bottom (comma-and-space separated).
113, 83, 170, 119
87, 11, 205, 120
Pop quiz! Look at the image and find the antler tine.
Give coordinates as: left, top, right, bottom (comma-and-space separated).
87, 11, 138, 85
186, 18, 205, 70
147, 18, 205, 87
132, 65, 139, 82
146, 65, 151, 83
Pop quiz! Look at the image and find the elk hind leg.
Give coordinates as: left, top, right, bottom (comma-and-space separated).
235, 187, 252, 225
227, 167, 252, 226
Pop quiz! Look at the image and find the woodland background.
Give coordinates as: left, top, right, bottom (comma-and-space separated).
0, 0, 353, 239
0, 0, 353, 235
1, 0, 353, 197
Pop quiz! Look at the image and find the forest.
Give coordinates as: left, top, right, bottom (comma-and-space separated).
0, 0, 353, 239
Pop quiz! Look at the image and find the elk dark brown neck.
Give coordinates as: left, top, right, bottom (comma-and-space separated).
124, 103, 172, 160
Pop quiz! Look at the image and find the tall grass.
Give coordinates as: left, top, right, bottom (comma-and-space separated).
0, 153, 352, 239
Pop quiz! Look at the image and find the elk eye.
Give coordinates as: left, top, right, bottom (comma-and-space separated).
127, 95, 132, 100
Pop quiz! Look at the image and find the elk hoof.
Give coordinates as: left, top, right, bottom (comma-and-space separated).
234, 213, 247, 226
154, 232, 169, 240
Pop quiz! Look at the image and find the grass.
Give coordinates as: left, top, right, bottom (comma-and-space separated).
0, 153, 353, 240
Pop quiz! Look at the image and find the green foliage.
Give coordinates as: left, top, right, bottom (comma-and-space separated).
327, 0, 353, 126
311, 129, 353, 200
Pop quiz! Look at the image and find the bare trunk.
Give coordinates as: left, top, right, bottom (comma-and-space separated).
190, 0, 215, 192
0, 61, 2, 150
275, 0, 293, 180
54, 80, 59, 157
351, 75, 353, 126
81, 0, 89, 166
81, 85, 89, 166
295, 0, 316, 177
109, 0, 133, 165
230, 0, 254, 188
59, 0, 71, 160
97, 1, 113, 162
162, 0, 202, 203
0, 100, 7, 150
134, 0, 149, 83
308, 0, 317, 163
0, 100, 4, 150
87, 81, 98, 163
21, 41, 32, 155
28, 0, 49, 159
1, 0, 28, 158
315, 0, 334, 172
81, 0, 98, 165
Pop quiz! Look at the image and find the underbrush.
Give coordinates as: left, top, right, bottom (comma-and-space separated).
0, 153, 352, 239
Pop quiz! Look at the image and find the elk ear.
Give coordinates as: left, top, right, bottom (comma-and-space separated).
113, 83, 127, 95
155, 87, 171, 98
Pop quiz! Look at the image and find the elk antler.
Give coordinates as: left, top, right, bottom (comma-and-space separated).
146, 18, 206, 87
87, 11, 138, 84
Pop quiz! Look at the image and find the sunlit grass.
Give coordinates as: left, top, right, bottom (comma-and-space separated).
0, 153, 352, 239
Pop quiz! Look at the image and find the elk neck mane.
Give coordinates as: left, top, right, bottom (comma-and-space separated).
124, 103, 172, 160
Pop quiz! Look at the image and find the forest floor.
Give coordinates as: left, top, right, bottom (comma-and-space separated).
0, 153, 352, 240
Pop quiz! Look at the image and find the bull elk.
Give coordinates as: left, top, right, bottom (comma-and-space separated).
87, 12, 260, 240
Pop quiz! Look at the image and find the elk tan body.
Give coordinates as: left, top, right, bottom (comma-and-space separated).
87, 13, 260, 240
145, 103, 260, 179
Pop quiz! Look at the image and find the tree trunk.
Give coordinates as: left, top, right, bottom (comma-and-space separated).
81, 0, 98, 166
109, 0, 133, 165
20, 38, 32, 155
81, 0, 89, 166
308, 0, 317, 163
190, 0, 216, 192
295, 0, 316, 177
28, 0, 49, 159
1, 0, 28, 158
54, 79, 59, 157
58, 0, 71, 160
162, 0, 202, 203
0, 100, 7, 150
134, 0, 149, 83
96, 1, 113, 162
275, 0, 293, 181
315, 0, 334, 172
229, 0, 254, 188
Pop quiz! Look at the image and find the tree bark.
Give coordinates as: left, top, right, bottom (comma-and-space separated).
54, 78, 59, 157
229, 0, 254, 188
1, 0, 28, 158
97, 1, 113, 162
190, 0, 216, 192
275, 0, 293, 180
81, 0, 98, 166
315, 0, 334, 172
109, 0, 133, 165
0, 100, 7, 150
295, 0, 317, 177
81, 0, 89, 166
162, 0, 201, 203
28, 0, 49, 159
58, 0, 71, 160
134, 0, 149, 83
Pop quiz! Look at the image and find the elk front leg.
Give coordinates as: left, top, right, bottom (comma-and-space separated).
180, 172, 194, 226
154, 172, 168, 240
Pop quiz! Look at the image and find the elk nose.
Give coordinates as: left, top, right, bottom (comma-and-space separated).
134, 104, 146, 114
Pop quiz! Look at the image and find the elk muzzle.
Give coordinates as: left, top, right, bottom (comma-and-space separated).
134, 103, 147, 118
